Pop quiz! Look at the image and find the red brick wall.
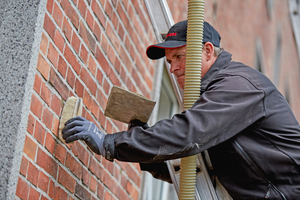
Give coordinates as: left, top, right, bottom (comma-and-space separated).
16, 0, 156, 199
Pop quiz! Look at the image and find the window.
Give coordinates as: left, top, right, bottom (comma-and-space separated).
140, 67, 179, 200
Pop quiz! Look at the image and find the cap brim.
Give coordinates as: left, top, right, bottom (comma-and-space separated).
146, 40, 186, 60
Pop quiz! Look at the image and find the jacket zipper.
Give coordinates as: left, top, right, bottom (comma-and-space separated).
233, 140, 287, 200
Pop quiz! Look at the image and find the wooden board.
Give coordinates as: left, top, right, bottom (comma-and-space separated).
104, 86, 156, 124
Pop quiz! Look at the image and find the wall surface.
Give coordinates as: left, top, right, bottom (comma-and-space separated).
14, 0, 156, 199
0, 0, 298, 200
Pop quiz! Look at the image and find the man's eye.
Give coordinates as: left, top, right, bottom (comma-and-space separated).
177, 55, 185, 60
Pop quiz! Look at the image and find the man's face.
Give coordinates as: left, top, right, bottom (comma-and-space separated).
165, 46, 187, 89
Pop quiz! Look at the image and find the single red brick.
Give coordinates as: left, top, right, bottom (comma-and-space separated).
91, 0, 106, 27
106, 23, 119, 51
108, 66, 121, 87
53, 2, 63, 27
116, 186, 130, 200
105, 1, 113, 19
23, 135, 37, 161
91, 99, 99, 119
57, 56, 67, 78
67, 67, 76, 88
72, 141, 90, 166
71, 31, 81, 54
75, 183, 92, 200
20, 156, 29, 176
27, 113, 35, 135
64, 45, 81, 75
114, 166, 120, 182
82, 167, 90, 186
41, 82, 51, 106
111, 10, 118, 30
28, 188, 40, 200
104, 191, 112, 200
118, 22, 125, 40
97, 183, 104, 199
85, 9, 94, 31
38, 171, 49, 193
93, 21, 101, 42
80, 44, 88, 65
96, 88, 107, 110
49, 180, 68, 199
33, 74, 42, 94
16, 177, 29, 199
125, 164, 141, 187
77, 0, 87, 18
61, 0, 79, 29
40, 32, 48, 56
88, 55, 97, 76
47, 42, 59, 67
72, 158, 83, 179
88, 157, 102, 180
49, 67, 69, 101
101, 33, 109, 53
106, 120, 113, 134
45, 132, 56, 154
96, 68, 103, 85
54, 30, 65, 53
37, 54, 50, 80
65, 152, 74, 169
48, 179, 59, 199
52, 116, 60, 137
117, 2, 129, 29
79, 21, 96, 53
58, 166, 76, 193
102, 78, 110, 95
51, 94, 62, 116
126, 180, 132, 194
95, 47, 110, 75
34, 120, 46, 145
55, 143, 67, 164
46, 0, 54, 13
27, 162, 39, 186
131, 186, 139, 200
89, 175, 97, 193
83, 89, 92, 112
65, 153, 82, 179
36, 148, 58, 178
44, 14, 56, 40
62, 17, 72, 42
75, 79, 84, 98
80, 67, 97, 96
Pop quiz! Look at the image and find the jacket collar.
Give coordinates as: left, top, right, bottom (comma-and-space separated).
201, 51, 232, 92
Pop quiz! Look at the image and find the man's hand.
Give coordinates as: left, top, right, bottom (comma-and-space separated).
62, 116, 105, 156
128, 119, 149, 131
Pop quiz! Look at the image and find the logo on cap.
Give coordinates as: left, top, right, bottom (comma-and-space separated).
166, 33, 177, 38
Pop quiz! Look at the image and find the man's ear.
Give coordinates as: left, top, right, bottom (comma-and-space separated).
203, 42, 214, 60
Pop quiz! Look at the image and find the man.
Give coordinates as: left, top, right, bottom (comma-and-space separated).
62, 20, 300, 199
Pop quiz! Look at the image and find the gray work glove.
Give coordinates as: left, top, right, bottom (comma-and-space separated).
62, 116, 105, 156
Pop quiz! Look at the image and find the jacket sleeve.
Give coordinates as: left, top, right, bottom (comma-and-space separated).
103, 75, 266, 163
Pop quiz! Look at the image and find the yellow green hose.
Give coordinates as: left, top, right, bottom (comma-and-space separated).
179, 0, 205, 199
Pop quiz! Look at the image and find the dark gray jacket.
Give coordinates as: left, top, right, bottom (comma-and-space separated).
104, 51, 300, 199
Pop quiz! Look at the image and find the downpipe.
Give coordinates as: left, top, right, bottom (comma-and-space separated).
179, 0, 205, 199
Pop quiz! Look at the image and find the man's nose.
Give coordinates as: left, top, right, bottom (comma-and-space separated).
170, 62, 180, 74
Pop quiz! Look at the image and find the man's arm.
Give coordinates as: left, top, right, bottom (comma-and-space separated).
104, 75, 266, 163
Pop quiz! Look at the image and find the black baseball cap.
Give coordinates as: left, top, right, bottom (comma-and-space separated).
146, 20, 221, 60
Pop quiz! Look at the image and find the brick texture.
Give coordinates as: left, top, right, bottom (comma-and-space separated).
16, 0, 300, 200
